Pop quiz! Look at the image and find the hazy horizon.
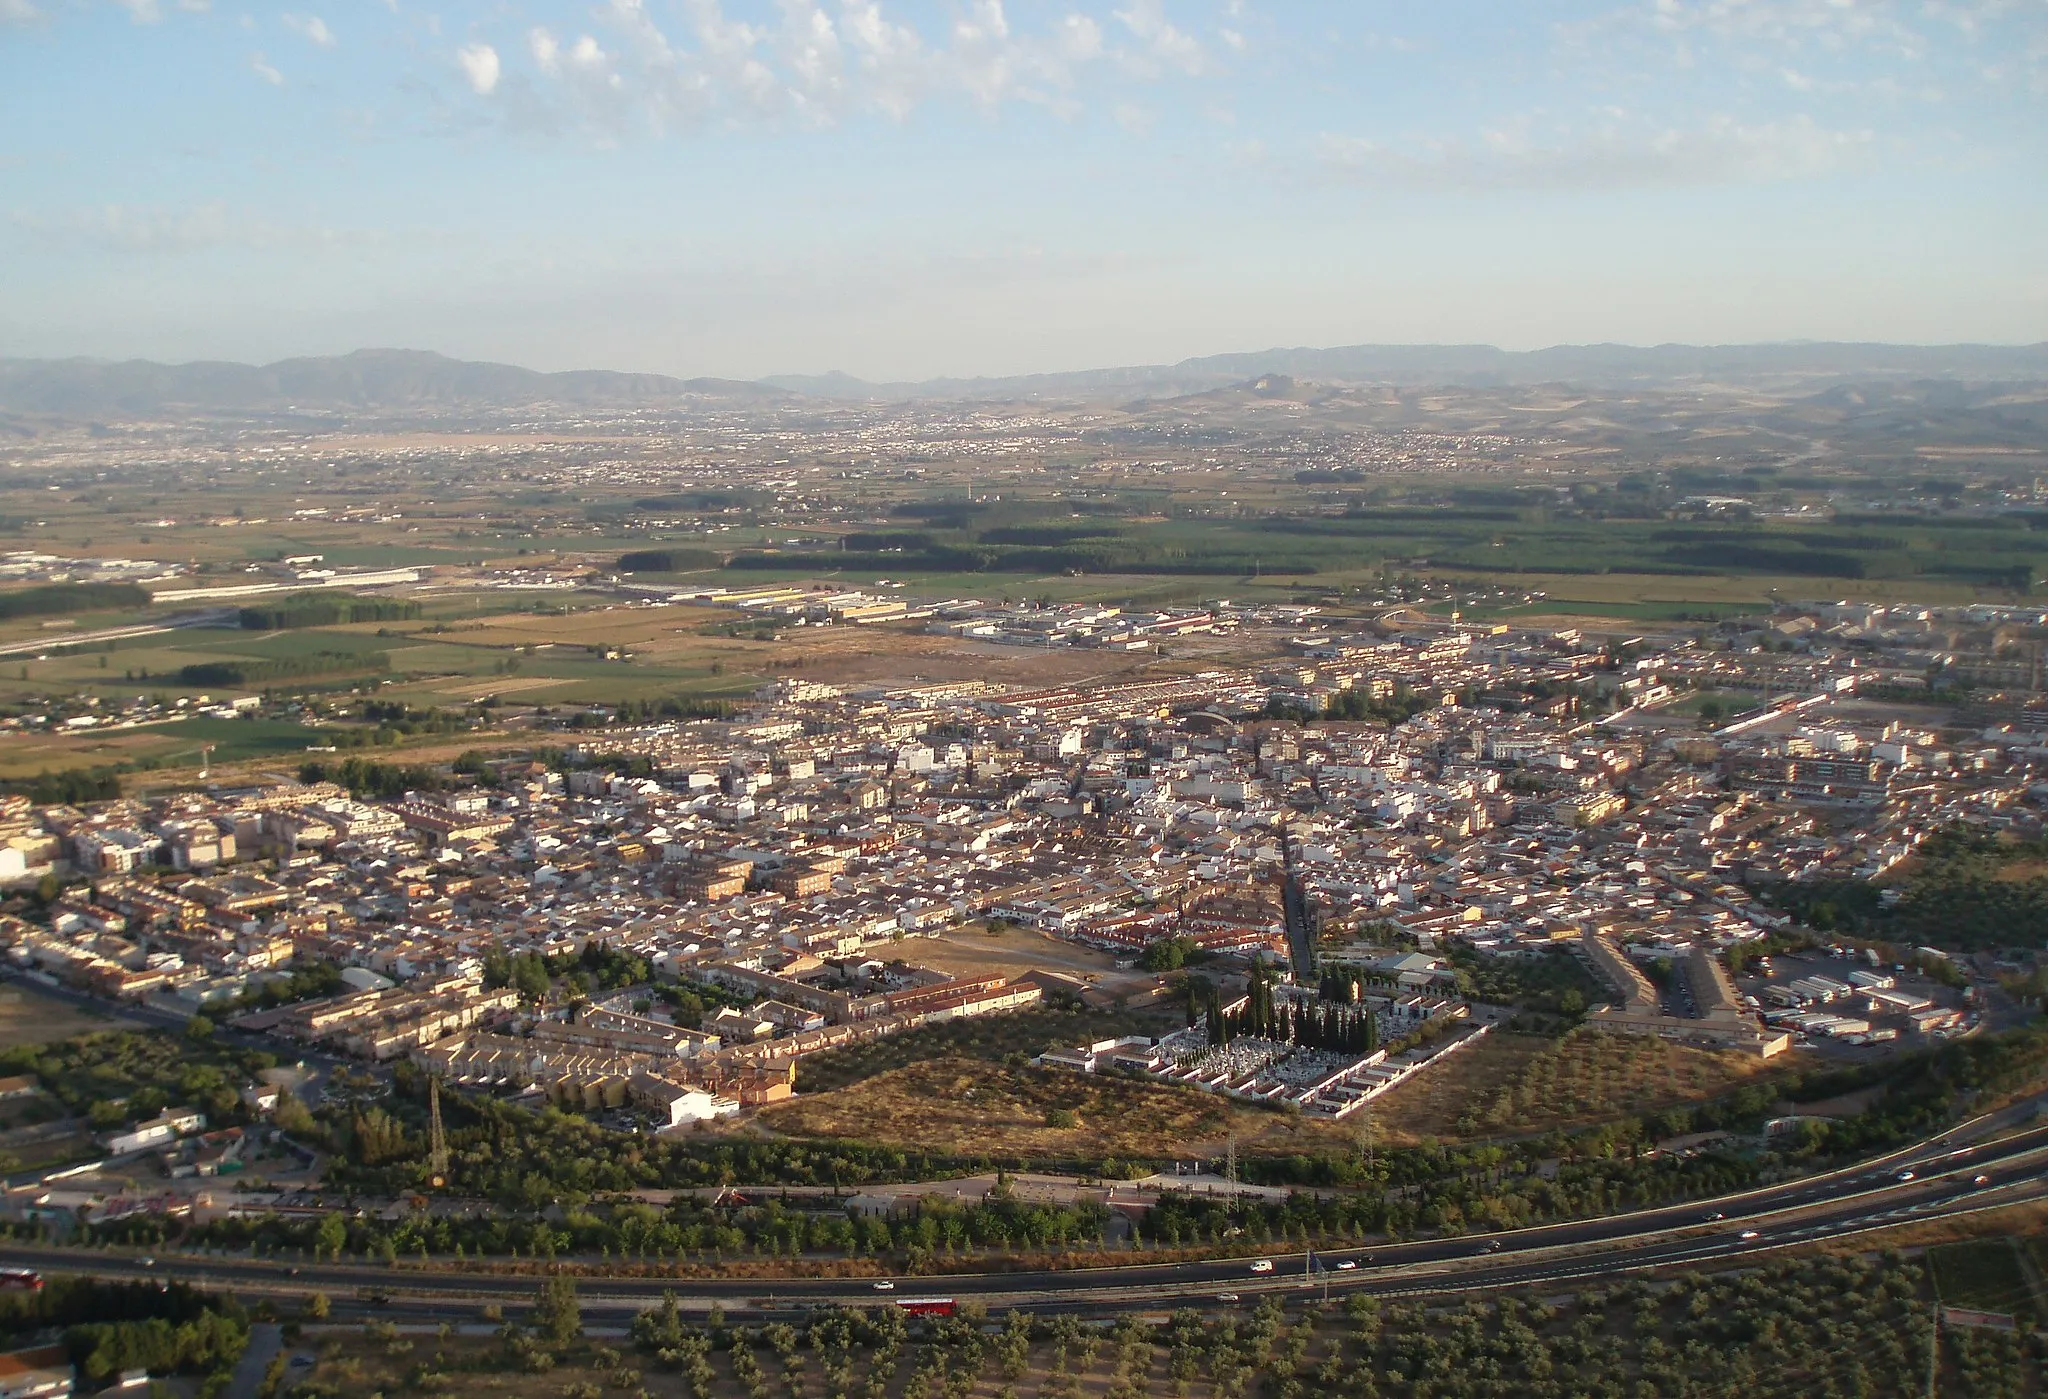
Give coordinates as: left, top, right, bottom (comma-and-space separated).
4, 1, 2045, 380
12, 335, 2048, 389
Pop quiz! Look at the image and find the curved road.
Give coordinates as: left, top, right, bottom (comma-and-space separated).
8, 1107, 2045, 1321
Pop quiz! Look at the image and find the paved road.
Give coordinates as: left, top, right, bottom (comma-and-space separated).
0, 610, 238, 659
10, 1111, 2046, 1321
223, 1323, 281, 1399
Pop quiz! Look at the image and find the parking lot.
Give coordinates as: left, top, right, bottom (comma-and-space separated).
1732, 948, 1976, 1060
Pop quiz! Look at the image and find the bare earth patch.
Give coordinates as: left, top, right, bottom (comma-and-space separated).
0, 984, 128, 1050
762, 1056, 1357, 1162
1371, 1028, 1781, 1145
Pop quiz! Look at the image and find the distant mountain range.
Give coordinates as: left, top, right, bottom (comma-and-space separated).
770, 341, 2048, 400
0, 348, 788, 418
3, 341, 2045, 418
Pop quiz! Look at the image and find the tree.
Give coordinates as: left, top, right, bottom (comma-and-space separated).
1142, 938, 1194, 972
183, 1015, 214, 1043
533, 1276, 582, 1346
314, 1214, 347, 1261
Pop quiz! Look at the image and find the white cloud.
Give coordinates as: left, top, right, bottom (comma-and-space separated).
0, 0, 41, 24
530, 27, 560, 74
250, 50, 284, 85
1318, 112, 1874, 190
456, 42, 500, 95
1057, 14, 1104, 61
1114, 0, 1210, 77
1645, 0, 1920, 52
114, 0, 160, 22
283, 14, 335, 49
458, 0, 1214, 138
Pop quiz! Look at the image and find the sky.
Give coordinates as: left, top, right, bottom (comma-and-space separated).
2, 0, 2045, 381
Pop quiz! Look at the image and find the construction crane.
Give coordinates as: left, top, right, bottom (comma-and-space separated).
164, 744, 218, 781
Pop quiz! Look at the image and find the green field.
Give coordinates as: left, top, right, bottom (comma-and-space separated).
703, 506, 2048, 592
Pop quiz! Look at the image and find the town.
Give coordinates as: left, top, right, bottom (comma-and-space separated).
0, 582, 2020, 1177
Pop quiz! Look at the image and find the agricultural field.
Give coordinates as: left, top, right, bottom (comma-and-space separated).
1930, 1239, 2045, 1324
0, 591, 1207, 736
0, 715, 333, 781
1369, 1029, 1781, 1145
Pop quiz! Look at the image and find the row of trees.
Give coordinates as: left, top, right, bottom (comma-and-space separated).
178, 649, 387, 687
0, 582, 148, 620
190, 1189, 1114, 1264
616, 549, 719, 573
297, 755, 447, 798
237, 592, 421, 629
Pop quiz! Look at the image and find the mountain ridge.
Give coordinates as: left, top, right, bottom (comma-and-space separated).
0, 347, 791, 418
768, 340, 2048, 400
4, 341, 2046, 418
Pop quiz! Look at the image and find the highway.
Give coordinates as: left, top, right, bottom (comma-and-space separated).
7, 1106, 2045, 1322
0, 610, 238, 660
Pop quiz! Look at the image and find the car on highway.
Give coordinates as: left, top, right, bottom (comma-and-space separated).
1738, 1230, 1761, 1241
1895, 1170, 1916, 1182
872, 1281, 896, 1291
1248, 1259, 1275, 1274
1335, 1260, 1358, 1271
1216, 1293, 1240, 1304
1973, 1174, 1991, 1187
1702, 1212, 1724, 1222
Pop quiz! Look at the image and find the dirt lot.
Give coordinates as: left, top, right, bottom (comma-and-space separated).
764, 1057, 1238, 1160
1370, 1028, 1780, 1145
0, 983, 130, 1050
907, 926, 1124, 981
765, 1056, 1358, 1162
